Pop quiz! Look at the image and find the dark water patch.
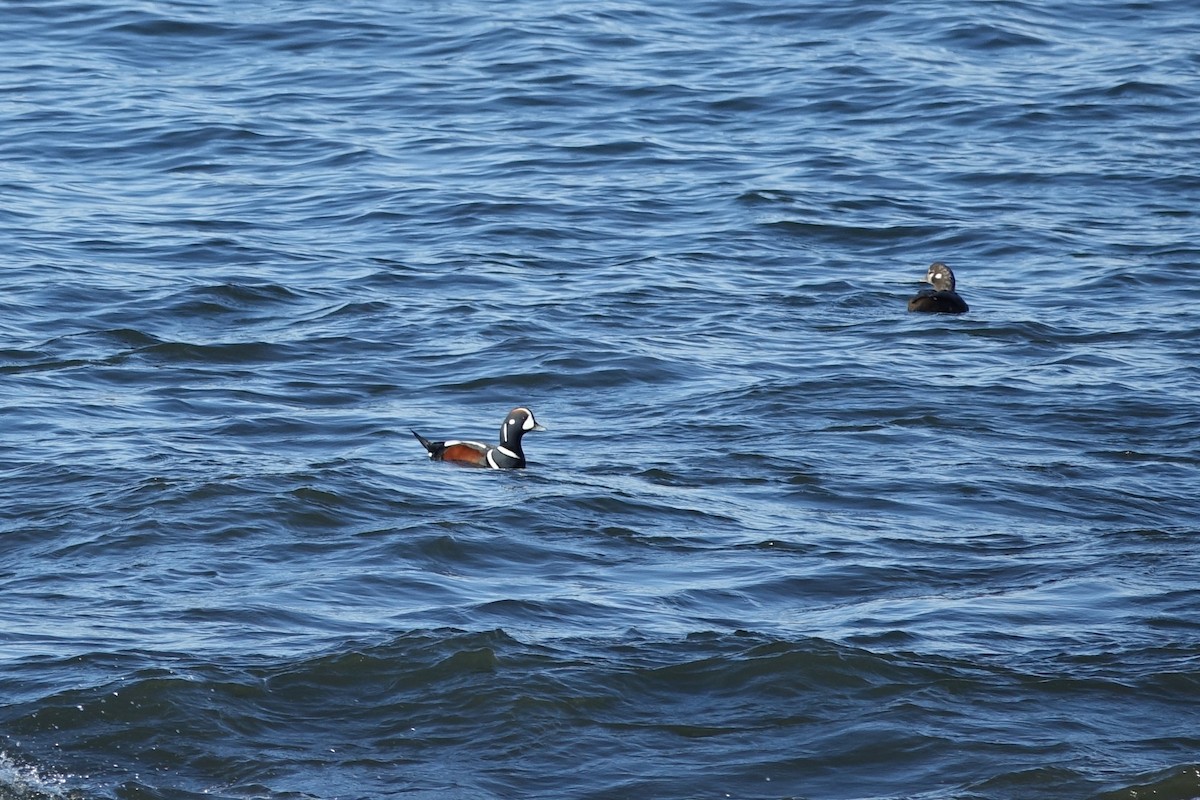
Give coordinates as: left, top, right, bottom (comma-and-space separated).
1095, 766, 1200, 800
158, 283, 306, 317
941, 21, 1051, 50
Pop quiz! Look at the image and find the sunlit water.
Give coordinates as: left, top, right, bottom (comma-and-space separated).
2, 1, 1199, 798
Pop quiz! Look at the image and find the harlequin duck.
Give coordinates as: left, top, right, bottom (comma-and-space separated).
412, 407, 545, 469
907, 261, 969, 314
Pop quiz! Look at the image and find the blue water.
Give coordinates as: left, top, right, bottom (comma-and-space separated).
3, 1, 1200, 798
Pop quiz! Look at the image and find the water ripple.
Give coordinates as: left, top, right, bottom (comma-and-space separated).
3, 0, 1200, 798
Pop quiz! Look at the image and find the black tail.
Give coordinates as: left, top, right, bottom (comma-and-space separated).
411, 430, 437, 455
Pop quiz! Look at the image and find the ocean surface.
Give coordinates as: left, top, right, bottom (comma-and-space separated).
2, 1, 1199, 798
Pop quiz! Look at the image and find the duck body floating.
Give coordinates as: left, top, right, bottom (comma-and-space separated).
908, 261, 969, 314
412, 407, 545, 469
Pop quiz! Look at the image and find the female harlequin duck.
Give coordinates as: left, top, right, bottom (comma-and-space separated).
907, 261, 969, 314
412, 407, 545, 469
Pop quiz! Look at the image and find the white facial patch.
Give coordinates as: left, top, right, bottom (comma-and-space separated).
933, 272, 945, 280
522, 415, 536, 431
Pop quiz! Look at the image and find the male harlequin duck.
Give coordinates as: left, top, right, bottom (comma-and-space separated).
412, 407, 545, 469
907, 261, 969, 314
